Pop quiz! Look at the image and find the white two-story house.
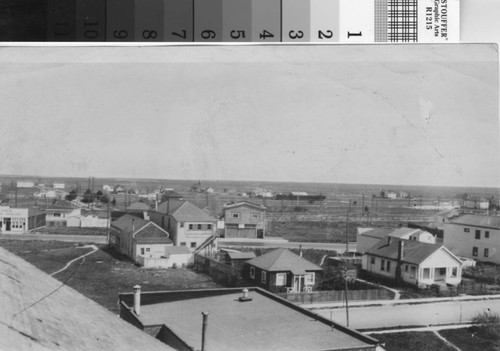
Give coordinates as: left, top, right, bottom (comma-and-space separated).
149, 200, 217, 250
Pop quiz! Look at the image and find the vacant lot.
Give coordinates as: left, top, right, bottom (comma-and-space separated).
440, 326, 500, 351
369, 331, 456, 351
0, 240, 221, 313
0, 240, 93, 273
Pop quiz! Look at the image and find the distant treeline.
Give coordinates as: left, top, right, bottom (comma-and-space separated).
274, 194, 326, 202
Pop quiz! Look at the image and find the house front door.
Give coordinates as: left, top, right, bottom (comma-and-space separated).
5, 218, 11, 231
293, 275, 304, 292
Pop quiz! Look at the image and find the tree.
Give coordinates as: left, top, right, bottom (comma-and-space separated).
99, 193, 110, 204
81, 189, 94, 204
95, 190, 103, 202
65, 189, 77, 201
111, 198, 116, 206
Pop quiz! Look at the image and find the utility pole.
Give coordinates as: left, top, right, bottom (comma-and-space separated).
343, 268, 350, 327
345, 207, 350, 253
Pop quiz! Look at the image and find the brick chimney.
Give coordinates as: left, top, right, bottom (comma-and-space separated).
395, 240, 404, 283
133, 285, 141, 316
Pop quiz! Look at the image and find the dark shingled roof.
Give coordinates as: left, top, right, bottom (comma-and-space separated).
112, 214, 172, 244
227, 251, 256, 260
449, 214, 500, 229
366, 238, 450, 265
247, 248, 322, 275
359, 227, 394, 239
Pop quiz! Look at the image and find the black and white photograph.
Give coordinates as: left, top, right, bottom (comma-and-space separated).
0, 42, 499, 351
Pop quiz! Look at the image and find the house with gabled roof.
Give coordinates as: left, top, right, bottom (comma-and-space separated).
110, 214, 173, 266
362, 237, 463, 288
222, 201, 267, 239
356, 227, 436, 254
244, 248, 323, 293
148, 200, 217, 250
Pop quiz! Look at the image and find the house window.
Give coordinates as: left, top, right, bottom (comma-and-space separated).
180, 222, 184, 228
386, 261, 391, 272
146, 248, 150, 252
180, 242, 186, 246
140, 248, 145, 255
250, 267, 255, 279
475, 230, 481, 239
261, 271, 267, 284
53, 213, 61, 217
189, 224, 193, 230
380, 259, 385, 271
472, 247, 478, 257
485, 231, 490, 238
464, 228, 470, 232
439, 268, 446, 275
405, 265, 409, 272
423, 268, 430, 279
191, 242, 197, 248
410, 266, 416, 279
232, 213, 240, 218
197, 224, 202, 230
370, 257, 375, 265
251, 213, 259, 219
276, 273, 287, 286
207, 224, 212, 230
305, 273, 315, 285
484, 248, 489, 257
451, 267, 458, 277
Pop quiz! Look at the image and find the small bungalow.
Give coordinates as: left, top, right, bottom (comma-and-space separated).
357, 227, 435, 254
110, 214, 173, 267
362, 237, 463, 289
243, 248, 323, 293
220, 249, 256, 270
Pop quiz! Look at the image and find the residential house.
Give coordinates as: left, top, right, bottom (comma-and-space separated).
362, 237, 463, 288
46, 206, 81, 227
222, 201, 266, 239
118, 287, 380, 351
110, 214, 173, 266
149, 200, 217, 250
357, 227, 436, 254
102, 184, 114, 193
114, 185, 126, 194
16, 181, 35, 188
53, 183, 65, 189
160, 190, 183, 202
243, 248, 323, 293
0, 206, 45, 233
443, 214, 500, 264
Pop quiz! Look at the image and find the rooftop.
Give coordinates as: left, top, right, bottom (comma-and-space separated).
120, 288, 379, 351
449, 214, 500, 229
246, 248, 322, 275
366, 238, 445, 265
0, 247, 172, 351
156, 200, 216, 223
222, 201, 266, 211
358, 227, 394, 239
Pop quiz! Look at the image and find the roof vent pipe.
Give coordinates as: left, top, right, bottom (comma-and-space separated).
201, 312, 209, 351
133, 284, 141, 316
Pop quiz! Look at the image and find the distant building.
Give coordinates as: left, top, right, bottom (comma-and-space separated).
114, 185, 126, 194
16, 181, 35, 188
110, 214, 173, 266
0, 206, 45, 233
244, 248, 323, 293
160, 190, 183, 202
149, 200, 217, 250
45, 206, 81, 227
53, 183, 65, 189
362, 237, 463, 288
443, 214, 500, 264
222, 201, 266, 239
102, 184, 114, 193
118, 287, 381, 351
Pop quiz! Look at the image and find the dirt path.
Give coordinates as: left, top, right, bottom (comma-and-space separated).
433, 330, 463, 351
50, 244, 99, 276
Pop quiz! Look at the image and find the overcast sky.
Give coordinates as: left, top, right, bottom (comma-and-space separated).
0, 44, 498, 187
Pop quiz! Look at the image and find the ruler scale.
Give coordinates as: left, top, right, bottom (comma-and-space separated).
0, 0, 459, 42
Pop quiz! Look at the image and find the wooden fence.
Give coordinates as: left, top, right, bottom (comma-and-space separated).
275, 289, 394, 304
194, 253, 243, 286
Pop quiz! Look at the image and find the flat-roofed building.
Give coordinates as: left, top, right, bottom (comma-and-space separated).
0, 206, 45, 233
118, 287, 381, 351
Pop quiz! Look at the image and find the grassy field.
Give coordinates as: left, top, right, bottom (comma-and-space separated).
369, 332, 456, 351
440, 327, 500, 351
0, 240, 93, 274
